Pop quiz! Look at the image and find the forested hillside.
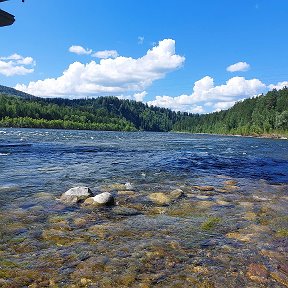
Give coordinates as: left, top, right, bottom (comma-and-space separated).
173, 87, 288, 136
0, 92, 180, 132
0, 85, 287, 136
0, 85, 36, 100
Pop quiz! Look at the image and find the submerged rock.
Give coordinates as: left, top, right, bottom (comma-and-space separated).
148, 189, 184, 206
0, 184, 20, 193
194, 195, 211, 200
226, 231, 253, 242
83, 192, 115, 206
113, 207, 141, 216
196, 200, 214, 209
148, 192, 171, 206
34, 192, 55, 200
193, 185, 215, 192
117, 190, 136, 196
215, 199, 231, 206
170, 189, 184, 200
42, 228, 85, 246
244, 211, 257, 221
60, 186, 93, 204
148, 206, 168, 215
224, 185, 240, 192
224, 180, 238, 186
246, 263, 269, 284
105, 183, 126, 191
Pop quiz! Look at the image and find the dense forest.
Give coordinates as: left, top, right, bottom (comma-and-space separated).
0, 85, 288, 136
174, 88, 288, 136
0, 90, 179, 132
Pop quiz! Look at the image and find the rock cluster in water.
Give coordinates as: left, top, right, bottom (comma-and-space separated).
60, 186, 115, 206
60, 183, 186, 208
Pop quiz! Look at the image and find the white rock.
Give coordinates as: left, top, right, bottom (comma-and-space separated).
84, 192, 115, 206
60, 186, 93, 204
125, 182, 134, 190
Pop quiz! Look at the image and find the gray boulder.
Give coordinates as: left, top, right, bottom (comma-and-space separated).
83, 192, 115, 206
60, 186, 93, 204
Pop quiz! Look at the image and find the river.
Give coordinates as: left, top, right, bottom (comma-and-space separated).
0, 128, 287, 287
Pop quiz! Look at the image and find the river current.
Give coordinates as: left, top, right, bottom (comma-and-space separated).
0, 128, 287, 287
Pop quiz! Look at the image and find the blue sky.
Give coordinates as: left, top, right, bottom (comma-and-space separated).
1, 0, 288, 113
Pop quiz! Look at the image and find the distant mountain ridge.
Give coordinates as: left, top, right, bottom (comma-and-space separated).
0, 85, 36, 99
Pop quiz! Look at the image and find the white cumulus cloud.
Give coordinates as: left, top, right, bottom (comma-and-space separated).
116, 91, 147, 102
227, 61, 250, 72
214, 101, 238, 112
148, 76, 267, 113
268, 81, 288, 90
92, 50, 119, 59
16, 39, 185, 98
0, 53, 35, 76
69, 45, 92, 55
133, 91, 147, 102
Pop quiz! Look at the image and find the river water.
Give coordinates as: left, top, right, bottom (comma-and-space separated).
0, 128, 287, 287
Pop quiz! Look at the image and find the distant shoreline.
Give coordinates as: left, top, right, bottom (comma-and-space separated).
1, 126, 287, 140
185, 132, 288, 140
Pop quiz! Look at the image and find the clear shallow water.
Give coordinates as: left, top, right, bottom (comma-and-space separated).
0, 128, 288, 287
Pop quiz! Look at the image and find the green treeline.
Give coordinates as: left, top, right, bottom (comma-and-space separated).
0, 95, 135, 131
0, 87, 287, 136
0, 94, 178, 132
173, 88, 288, 136
64, 96, 179, 131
